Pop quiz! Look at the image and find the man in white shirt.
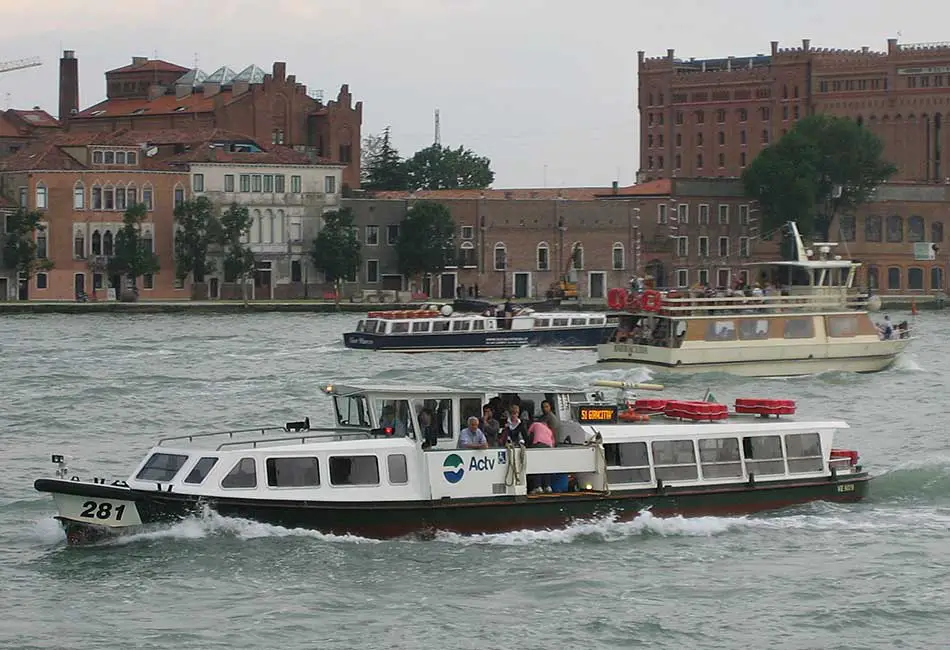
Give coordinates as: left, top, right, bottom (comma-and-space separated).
458, 416, 488, 449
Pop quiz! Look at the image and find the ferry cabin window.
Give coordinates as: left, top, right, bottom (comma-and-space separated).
552, 317, 569, 327
452, 320, 471, 331
183, 456, 219, 484
433, 321, 450, 332
784, 433, 823, 473
391, 321, 410, 334
387, 454, 409, 484
136, 453, 189, 482
783, 318, 814, 339
698, 438, 742, 478
221, 457, 258, 488
738, 319, 769, 340
604, 442, 651, 483
742, 436, 785, 475
266, 457, 320, 487
705, 320, 737, 341
651, 440, 698, 481
570, 318, 587, 326
459, 398, 483, 424
472, 320, 485, 331
374, 399, 415, 437
355, 319, 367, 332
336, 394, 371, 428
590, 316, 606, 325
329, 455, 380, 486
534, 318, 551, 328
411, 321, 431, 333
826, 315, 858, 337
412, 398, 454, 440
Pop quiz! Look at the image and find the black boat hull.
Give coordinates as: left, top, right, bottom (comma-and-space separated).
343, 325, 615, 352
35, 474, 870, 544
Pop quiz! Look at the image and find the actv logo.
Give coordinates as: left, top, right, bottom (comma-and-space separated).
442, 454, 465, 484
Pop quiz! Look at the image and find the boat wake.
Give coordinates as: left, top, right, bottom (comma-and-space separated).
869, 458, 950, 504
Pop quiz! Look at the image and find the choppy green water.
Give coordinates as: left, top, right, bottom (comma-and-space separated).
2, 312, 948, 650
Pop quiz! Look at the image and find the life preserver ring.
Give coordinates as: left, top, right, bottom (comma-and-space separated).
607, 288, 627, 311
641, 289, 662, 312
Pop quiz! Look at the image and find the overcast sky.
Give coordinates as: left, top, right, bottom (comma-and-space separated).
2, 0, 947, 188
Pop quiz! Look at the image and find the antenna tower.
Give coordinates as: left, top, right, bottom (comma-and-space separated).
434, 109, 441, 146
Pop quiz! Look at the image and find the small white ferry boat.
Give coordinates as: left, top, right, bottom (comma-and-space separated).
598, 222, 912, 376
344, 303, 615, 352
35, 380, 868, 544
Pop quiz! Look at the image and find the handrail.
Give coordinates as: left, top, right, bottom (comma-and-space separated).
158, 426, 291, 446
216, 430, 375, 450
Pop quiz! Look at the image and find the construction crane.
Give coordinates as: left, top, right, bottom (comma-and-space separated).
0, 57, 42, 75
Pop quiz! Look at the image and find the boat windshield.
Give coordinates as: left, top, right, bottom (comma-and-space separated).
373, 398, 416, 438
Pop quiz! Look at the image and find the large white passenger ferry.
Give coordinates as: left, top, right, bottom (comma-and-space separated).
598, 222, 912, 376
35, 380, 868, 544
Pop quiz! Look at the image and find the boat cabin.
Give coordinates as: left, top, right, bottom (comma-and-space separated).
354, 310, 608, 336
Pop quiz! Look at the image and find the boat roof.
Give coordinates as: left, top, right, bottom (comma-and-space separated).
322, 383, 593, 396
742, 260, 859, 270
593, 420, 849, 440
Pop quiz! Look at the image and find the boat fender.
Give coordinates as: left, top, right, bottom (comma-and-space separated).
607, 288, 627, 311
70, 475, 80, 481
641, 289, 662, 312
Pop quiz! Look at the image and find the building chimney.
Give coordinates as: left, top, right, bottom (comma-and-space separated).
888, 37, 898, 54
666, 48, 675, 62
59, 50, 79, 122
273, 62, 286, 82
802, 39, 811, 51
862, 46, 869, 53
612, 180, 619, 195
771, 41, 779, 55
132, 56, 148, 66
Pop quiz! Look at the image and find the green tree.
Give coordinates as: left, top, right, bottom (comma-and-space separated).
108, 203, 159, 297
742, 114, 896, 242
2, 207, 53, 284
310, 207, 361, 305
396, 201, 456, 288
174, 196, 218, 284
218, 203, 256, 305
405, 144, 494, 191
362, 127, 409, 191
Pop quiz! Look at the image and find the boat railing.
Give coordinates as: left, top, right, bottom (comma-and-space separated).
158, 422, 373, 448
158, 425, 291, 447
653, 293, 870, 316
215, 429, 375, 450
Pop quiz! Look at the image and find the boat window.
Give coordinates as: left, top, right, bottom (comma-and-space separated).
651, 440, 698, 481
412, 321, 431, 333
387, 454, 408, 484
355, 319, 366, 333
591, 316, 606, 325
698, 438, 742, 478
604, 441, 651, 483
534, 318, 550, 328
221, 457, 257, 488
460, 398, 483, 424
135, 452, 189, 482
335, 394, 371, 428
704, 320, 737, 341
376, 321, 388, 334
552, 317, 569, 327
391, 321, 410, 334
374, 399, 415, 437
266, 457, 320, 487
737, 319, 769, 340
570, 318, 587, 326
472, 320, 485, 331
329, 455, 380, 485
742, 436, 785, 475
363, 319, 379, 332
183, 456, 219, 484
452, 320, 471, 331
783, 318, 814, 339
784, 433, 823, 473
412, 398, 454, 441
433, 321, 450, 332
826, 315, 858, 338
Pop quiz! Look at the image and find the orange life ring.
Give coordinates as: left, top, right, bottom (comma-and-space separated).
641, 290, 662, 312
607, 288, 627, 311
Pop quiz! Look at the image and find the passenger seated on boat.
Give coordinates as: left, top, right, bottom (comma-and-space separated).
419, 408, 439, 449
498, 403, 529, 446
379, 405, 407, 438
459, 417, 488, 449
480, 405, 500, 447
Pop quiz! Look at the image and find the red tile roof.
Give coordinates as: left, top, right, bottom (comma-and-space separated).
370, 187, 608, 201
76, 92, 222, 119
595, 179, 673, 197
8, 109, 59, 128
167, 143, 336, 166
106, 59, 189, 75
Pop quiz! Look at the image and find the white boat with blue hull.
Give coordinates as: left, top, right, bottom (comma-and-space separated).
344, 306, 615, 352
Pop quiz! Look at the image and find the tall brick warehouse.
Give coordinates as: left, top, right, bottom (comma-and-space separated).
638, 38, 950, 184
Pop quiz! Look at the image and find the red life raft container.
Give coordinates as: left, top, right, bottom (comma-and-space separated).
830, 449, 859, 466
633, 398, 668, 414
663, 400, 729, 421
619, 408, 650, 423
734, 398, 797, 416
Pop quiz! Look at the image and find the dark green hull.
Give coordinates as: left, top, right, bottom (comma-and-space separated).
36, 473, 870, 544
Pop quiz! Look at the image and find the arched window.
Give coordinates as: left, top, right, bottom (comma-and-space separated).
91, 230, 102, 255
73, 229, 85, 259
142, 227, 153, 253
907, 267, 924, 290
931, 220, 944, 243
908, 216, 925, 242
536, 242, 549, 271
696, 152, 703, 168
250, 209, 261, 243
73, 182, 85, 210
116, 184, 127, 211
887, 266, 901, 290
612, 243, 625, 271
91, 184, 103, 210
127, 183, 138, 206
276, 209, 285, 242
886, 215, 903, 243
35, 182, 48, 210
571, 242, 584, 271
103, 230, 114, 257
493, 243, 507, 271
460, 241, 476, 267
173, 183, 185, 208
142, 183, 153, 210
867, 265, 879, 290
865, 215, 882, 242
264, 209, 275, 243
104, 184, 116, 210
931, 266, 944, 290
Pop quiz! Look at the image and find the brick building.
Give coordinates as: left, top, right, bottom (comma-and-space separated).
0, 108, 60, 156
638, 38, 950, 184
54, 50, 363, 190
345, 179, 770, 299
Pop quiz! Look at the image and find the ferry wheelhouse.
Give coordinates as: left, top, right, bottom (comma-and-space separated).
344, 304, 614, 352
35, 380, 868, 545
598, 222, 912, 376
